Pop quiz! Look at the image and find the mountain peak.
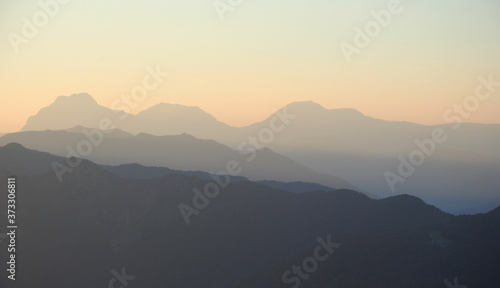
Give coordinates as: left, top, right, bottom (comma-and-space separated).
285, 101, 327, 112
53, 93, 98, 107
2, 142, 27, 151
329, 108, 365, 118
282, 101, 365, 120
140, 103, 214, 119
21, 93, 111, 132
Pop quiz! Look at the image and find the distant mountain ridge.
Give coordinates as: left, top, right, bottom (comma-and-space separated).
20, 93, 376, 145
2, 147, 498, 287
13, 93, 500, 213
0, 147, 470, 288
20, 93, 500, 158
22, 93, 234, 139
102, 163, 335, 194
23, 93, 125, 132
0, 132, 357, 194
0, 143, 337, 195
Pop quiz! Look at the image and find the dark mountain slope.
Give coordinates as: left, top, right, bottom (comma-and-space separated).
0, 154, 455, 288
236, 201, 500, 288
0, 131, 357, 192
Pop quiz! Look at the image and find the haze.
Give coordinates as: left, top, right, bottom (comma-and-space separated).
2, 0, 500, 133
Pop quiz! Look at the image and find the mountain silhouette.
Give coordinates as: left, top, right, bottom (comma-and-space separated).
123, 102, 232, 138
14, 93, 500, 213
0, 142, 65, 176
0, 132, 357, 192
22, 93, 233, 139
22, 93, 129, 132
2, 148, 482, 288
102, 163, 335, 194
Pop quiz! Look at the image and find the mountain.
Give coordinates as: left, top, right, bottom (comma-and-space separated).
0, 142, 65, 176
239, 101, 500, 157
285, 146, 500, 214
237, 200, 500, 288
102, 163, 334, 194
122, 103, 233, 138
22, 93, 131, 132
21, 93, 232, 139
21, 94, 500, 159
102, 163, 248, 181
0, 132, 357, 192
255, 180, 334, 194
0, 149, 470, 288
20, 94, 500, 158
17, 93, 500, 213
229, 101, 500, 214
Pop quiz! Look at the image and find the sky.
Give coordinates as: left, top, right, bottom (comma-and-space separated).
1, 0, 500, 133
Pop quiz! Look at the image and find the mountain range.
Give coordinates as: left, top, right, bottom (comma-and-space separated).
7, 93, 500, 214
0, 142, 335, 195
1, 144, 499, 288
0, 129, 357, 194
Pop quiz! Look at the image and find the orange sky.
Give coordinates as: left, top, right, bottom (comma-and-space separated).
1, 0, 500, 133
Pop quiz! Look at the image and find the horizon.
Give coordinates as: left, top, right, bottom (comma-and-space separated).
2, 92, 500, 134
2, 0, 500, 132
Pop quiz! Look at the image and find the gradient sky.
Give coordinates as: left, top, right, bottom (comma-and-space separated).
1, 0, 500, 133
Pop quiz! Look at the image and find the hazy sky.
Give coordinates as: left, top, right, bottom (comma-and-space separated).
1, 0, 500, 133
